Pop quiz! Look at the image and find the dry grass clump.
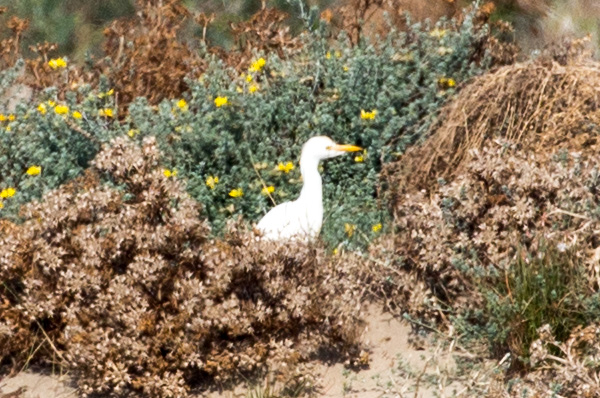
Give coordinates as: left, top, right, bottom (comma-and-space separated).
373, 144, 600, 323
390, 48, 600, 193
0, 137, 366, 397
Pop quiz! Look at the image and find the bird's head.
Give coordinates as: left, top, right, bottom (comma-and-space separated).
301, 136, 362, 162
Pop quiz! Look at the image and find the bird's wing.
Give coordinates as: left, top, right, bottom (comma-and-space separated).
256, 201, 307, 240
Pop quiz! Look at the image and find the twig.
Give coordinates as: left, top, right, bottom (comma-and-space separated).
246, 148, 277, 206
413, 356, 431, 398
546, 208, 590, 220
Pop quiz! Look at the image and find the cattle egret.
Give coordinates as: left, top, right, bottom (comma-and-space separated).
256, 136, 362, 241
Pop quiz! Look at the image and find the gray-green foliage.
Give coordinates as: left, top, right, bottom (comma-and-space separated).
0, 7, 492, 248
129, 11, 490, 247
0, 59, 23, 101
0, 83, 119, 219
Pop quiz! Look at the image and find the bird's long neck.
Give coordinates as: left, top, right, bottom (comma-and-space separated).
298, 156, 322, 205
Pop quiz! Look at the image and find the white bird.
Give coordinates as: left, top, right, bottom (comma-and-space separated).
256, 136, 362, 241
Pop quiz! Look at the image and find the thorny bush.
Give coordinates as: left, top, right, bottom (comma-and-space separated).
0, 137, 366, 397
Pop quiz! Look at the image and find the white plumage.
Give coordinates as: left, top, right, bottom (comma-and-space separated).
256, 136, 362, 241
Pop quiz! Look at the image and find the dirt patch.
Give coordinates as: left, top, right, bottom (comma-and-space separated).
316, 305, 466, 398
0, 372, 75, 398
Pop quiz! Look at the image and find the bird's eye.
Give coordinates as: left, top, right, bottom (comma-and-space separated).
325, 146, 332, 150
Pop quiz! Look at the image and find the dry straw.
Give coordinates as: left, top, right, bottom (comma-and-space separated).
390, 47, 600, 193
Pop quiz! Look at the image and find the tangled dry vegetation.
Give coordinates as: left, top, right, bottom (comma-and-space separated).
368, 50, 600, 395
0, 137, 367, 397
500, 323, 600, 397
374, 145, 600, 319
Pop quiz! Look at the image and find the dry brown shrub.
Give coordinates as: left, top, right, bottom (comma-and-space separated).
225, 7, 302, 71
333, 0, 459, 44
388, 45, 598, 194
0, 13, 27, 69
101, 0, 204, 110
373, 144, 600, 323
489, 323, 600, 397
0, 137, 366, 396
15, 1, 303, 114
331, 0, 510, 56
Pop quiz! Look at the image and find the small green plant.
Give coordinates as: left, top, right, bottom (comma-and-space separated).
473, 241, 600, 364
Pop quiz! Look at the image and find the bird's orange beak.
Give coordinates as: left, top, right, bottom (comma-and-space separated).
328, 144, 362, 152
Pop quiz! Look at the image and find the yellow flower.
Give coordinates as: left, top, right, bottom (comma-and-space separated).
5, 126, 10, 132
163, 169, 177, 178
236, 86, 243, 93
37, 104, 47, 114
214, 96, 228, 107
372, 223, 382, 232
26, 166, 42, 176
47, 100, 56, 107
0, 187, 16, 198
249, 84, 259, 93
249, 57, 266, 72
354, 155, 364, 163
0, 201, 3, 209
229, 188, 243, 198
97, 88, 115, 99
277, 162, 295, 173
54, 105, 69, 115
326, 51, 331, 59
176, 99, 188, 111
245, 74, 253, 83
99, 108, 114, 118
72, 111, 82, 119
48, 58, 67, 69
206, 176, 219, 189
0, 114, 5, 121
332, 248, 338, 255
344, 223, 356, 238
430, 28, 447, 39
335, 50, 342, 58
438, 77, 456, 88
8, 114, 14, 121
360, 109, 377, 120
261, 185, 275, 195
127, 129, 139, 138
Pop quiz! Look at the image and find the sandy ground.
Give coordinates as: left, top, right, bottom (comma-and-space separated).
0, 305, 467, 398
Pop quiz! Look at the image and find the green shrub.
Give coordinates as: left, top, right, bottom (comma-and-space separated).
0, 83, 120, 220
474, 242, 600, 364
127, 9, 494, 247
0, 5, 497, 248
